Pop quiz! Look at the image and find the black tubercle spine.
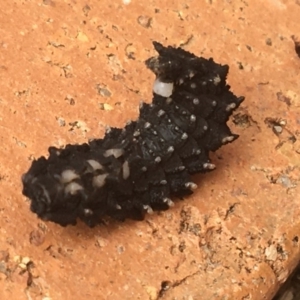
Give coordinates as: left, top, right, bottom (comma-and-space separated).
22, 42, 244, 227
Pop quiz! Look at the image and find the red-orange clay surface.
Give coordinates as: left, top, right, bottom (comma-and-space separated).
0, 1, 300, 299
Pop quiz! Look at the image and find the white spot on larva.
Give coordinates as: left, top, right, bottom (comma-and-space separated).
190, 83, 197, 89
203, 163, 216, 170
144, 122, 151, 129
203, 125, 208, 130
139, 101, 144, 109
116, 204, 122, 210
143, 205, 153, 214
190, 115, 196, 122
160, 180, 167, 185
222, 136, 235, 143
87, 160, 103, 171
166, 97, 172, 104
141, 166, 147, 172
155, 156, 161, 163
163, 198, 175, 207
104, 148, 124, 158
189, 71, 195, 78
193, 98, 199, 105
60, 169, 79, 184
167, 146, 174, 153
157, 109, 165, 117
178, 78, 184, 85
84, 208, 93, 216
226, 103, 237, 111
185, 182, 198, 190
92, 174, 108, 188
213, 74, 221, 85
122, 161, 130, 180
181, 133, 188, 140
41, 185, 51, 204
153, 79, 174, 97
133, 130, 140, 137
212, 101, 217, 106
65, 182, 84, 195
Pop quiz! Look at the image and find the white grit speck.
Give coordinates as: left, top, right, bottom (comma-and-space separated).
190, 83, 197, 89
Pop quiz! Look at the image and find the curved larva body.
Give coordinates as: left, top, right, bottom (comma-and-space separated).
22, 42, 244, 227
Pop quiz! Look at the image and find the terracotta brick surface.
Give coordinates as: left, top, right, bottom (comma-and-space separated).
0, 0, 300, 299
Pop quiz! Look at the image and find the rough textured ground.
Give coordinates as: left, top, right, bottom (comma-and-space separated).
0, 0, 300, 299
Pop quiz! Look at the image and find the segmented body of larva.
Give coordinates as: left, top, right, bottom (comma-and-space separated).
22, 42, 244, 227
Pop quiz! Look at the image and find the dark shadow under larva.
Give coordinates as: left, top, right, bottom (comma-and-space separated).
22, 41, 245, 227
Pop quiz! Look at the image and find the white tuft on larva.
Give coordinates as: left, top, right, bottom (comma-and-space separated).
185, 182, 198, 190
60, 170, 79, 184
143, 205, 154, 214
92, 174, 108, 188
65, 182, 83, 195
222, 136, 235, 143
153, 79, 174, 97
104, 148, 124, 158
87, 160, 104, 171
122, 161, 130, 180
